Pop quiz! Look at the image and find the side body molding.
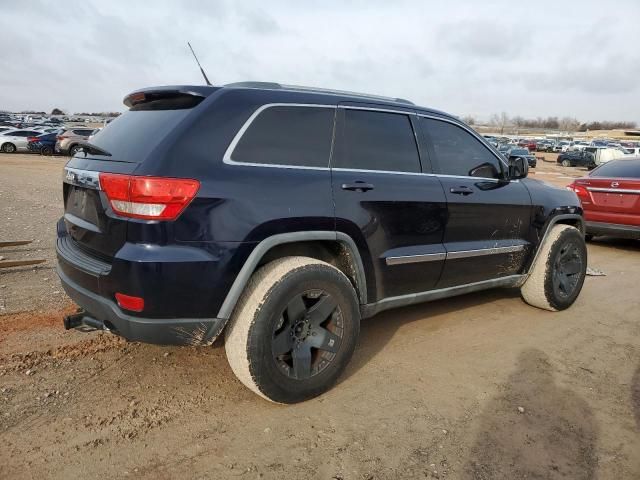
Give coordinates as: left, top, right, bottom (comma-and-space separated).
216, 231, 367, 320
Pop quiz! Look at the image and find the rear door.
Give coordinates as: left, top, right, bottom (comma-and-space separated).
575, 161, 640, 227
331, 105, 447, 301
419, 116, 533, 288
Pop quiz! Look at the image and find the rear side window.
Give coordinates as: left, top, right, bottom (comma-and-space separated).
230, 106, 334, 168
335, 109, 420, 173
422, 118, 502, 178
591, 160, 640, 178
73, 129, 93, 136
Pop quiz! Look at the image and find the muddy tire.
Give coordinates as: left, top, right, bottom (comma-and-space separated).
224, 256, 360, 403
521, 225, 587, 311
561, 159, 572, 167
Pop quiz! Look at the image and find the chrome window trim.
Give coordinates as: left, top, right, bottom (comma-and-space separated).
337, 104, 416, 116
222, 103, 335, 170
417, 113, 510, 168
386, 252, 446, 266
586, 187, 640, 194
221, 103, 516, 181
332, 167, 514, 182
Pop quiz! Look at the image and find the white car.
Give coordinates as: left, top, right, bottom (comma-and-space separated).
0, 129, 42, 153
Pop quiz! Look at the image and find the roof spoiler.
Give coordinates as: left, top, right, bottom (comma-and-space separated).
123, 86, 217, 108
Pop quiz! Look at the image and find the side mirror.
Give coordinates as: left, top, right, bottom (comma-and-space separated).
508, 156, 528, 179
469, 162, 500, 179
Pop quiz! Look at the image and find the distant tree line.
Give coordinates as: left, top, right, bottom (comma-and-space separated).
472, 112, 638, 133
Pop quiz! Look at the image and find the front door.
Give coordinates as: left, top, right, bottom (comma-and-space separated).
419, 116, 533, 288
330, 105, 448, 302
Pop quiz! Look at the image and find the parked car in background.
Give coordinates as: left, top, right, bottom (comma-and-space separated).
567, 158, 640, 240
557, 141, 572, 152
0, 129, 43, 153
497, 143, 511, 157
557, 150, 595, 168
585, 147, 627, 167
56, 128, 95, 156
506, 147, 537, 167
88, 127, 102, 141
28, 132, 58, 155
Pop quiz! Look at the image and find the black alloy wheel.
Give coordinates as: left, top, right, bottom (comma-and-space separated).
551, 240, 583, 299
272, 290, 343, 380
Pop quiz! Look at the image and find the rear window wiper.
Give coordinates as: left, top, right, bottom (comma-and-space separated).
77, 141, 112, 157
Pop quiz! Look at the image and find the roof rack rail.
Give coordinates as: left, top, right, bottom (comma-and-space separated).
223, 81, 415, 106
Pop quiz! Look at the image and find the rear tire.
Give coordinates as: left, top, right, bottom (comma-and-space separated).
225, 256, 360, 403
521, 225, 587, 311
69, 144, 81, 157
41, 145, 53, 156
1, 143, 16, 153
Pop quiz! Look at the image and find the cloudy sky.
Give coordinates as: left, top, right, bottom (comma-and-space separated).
1, 0, 639, 122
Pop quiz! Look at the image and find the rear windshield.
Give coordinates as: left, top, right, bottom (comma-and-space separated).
85, 109, 191, 162
590, 160, 640, 178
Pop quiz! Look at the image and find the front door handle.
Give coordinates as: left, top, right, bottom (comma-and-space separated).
450, 186, 474, 195
342, 181, 375, 192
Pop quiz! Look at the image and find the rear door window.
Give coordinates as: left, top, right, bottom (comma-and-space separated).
230, 105, 334, 168
421, 118, 503, 178
334, 109, 421, 173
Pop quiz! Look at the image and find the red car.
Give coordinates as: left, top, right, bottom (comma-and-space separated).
567, 158, 640, 240
517, 139, 537, 152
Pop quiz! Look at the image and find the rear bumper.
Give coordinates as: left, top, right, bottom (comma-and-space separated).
586, 221, 640, 239
57, 266, 226, 345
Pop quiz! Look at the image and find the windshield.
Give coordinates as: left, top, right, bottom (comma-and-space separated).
511, 149, 529, 155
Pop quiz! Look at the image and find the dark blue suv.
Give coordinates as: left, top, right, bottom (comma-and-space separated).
57, 82, 587, 403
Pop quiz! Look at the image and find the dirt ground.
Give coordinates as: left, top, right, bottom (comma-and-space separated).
0, 153, 639, 479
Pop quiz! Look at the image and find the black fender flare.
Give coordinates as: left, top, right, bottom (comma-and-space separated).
216, 231, 367, 320
523, 213, 584, 280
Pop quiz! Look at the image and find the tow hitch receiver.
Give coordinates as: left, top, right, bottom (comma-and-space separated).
63, 311, 106, 333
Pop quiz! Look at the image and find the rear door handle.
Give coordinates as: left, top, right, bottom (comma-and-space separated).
342, 181, 375, 192
450, 186, 474, 195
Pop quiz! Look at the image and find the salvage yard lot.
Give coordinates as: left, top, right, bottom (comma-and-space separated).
1, 153, 639, 479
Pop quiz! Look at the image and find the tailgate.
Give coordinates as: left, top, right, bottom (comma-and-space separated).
63, 161, 137, 259
584, 178, 640, 214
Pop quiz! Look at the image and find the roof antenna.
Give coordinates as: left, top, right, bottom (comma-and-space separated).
187, 42, 212, 86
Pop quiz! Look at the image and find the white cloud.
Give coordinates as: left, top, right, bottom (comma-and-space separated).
0, 0, 638, 122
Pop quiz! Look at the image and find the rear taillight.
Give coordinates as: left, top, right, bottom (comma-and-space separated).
115, 293, 144, 312
99, 173, 200, 221
27, 137, 38, 142
567, 183, 589, 200
56, 135, 67, 141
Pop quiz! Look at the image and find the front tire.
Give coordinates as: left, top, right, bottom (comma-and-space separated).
521, 225, 587, 311
561, 159, 572, 167
225, 256, 360, 403
1, 143, 16, 153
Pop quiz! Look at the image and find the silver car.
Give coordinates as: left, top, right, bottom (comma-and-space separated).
0, 129, 42, 153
